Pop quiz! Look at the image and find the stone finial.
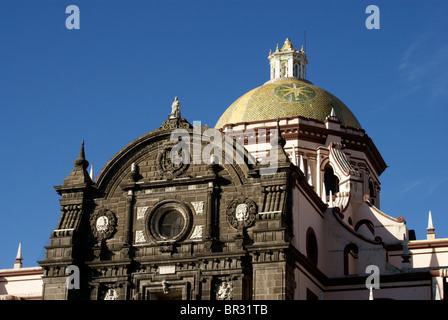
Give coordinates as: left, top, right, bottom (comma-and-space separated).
307, 165, 313, 187
330, 108, 336, 117
62, 140, 94, 187
291, 147, 297, 166
368, 287, 374, 300
14, 243, 23, 269
89, 164, 94, 182
329, 190, 334, 207
299, 155, 305, 174
427, 210, 436, 240
322, 183, 327, 204
401, 233, 412, 271
74, 140, 89, 169
266, 119, 289, 163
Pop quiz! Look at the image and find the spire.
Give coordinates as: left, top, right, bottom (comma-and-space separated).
268, 119, 289, 164
325, 108, 341, 129
427, 210, 436, 240
62, 140, 93, 187
74, 140, 89, 169
261, 119, 290, 173
330, 108, 336, 117
14, 243, 23, 269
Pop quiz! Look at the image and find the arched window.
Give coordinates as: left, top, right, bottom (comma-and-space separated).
306, 227, 318, 266
344, 244, 359, 275
293, 64, 298, 77
281, 61, 287, 77
324, 164, 339, 196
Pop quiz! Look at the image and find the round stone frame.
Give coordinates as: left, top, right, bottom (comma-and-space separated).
226, 197, 257, 230
90, 208, 117, 242
145, 200, 193, 243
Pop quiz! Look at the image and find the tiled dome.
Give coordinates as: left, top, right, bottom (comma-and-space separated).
215, 78, 361, 129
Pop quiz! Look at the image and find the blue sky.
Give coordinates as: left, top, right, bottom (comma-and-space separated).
0, 0, 447, 269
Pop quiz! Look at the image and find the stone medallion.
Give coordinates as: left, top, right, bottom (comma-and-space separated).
90, 208, 117, 242
227, 197, 257, 229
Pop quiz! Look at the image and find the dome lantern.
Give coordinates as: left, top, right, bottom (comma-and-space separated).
268, 37, 307, 80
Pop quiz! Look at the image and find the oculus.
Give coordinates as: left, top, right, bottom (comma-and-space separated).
145, 200, 193, 243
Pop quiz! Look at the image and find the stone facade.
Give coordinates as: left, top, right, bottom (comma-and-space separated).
39, 117, 299, 300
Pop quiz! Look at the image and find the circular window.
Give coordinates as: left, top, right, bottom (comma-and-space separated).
158, 211, 185, 238
145, 200, 192, 243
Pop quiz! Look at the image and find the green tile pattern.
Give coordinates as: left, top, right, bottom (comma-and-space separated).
215, 79, 362, 129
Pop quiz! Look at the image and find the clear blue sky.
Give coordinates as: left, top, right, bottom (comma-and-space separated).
0, 0, 447, 269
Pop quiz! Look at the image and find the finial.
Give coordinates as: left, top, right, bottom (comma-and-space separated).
89, 164, 94, 182
269, 49, 272, 55
14, 243, 23, 269
322, 182, 327, 204
74, 139, 89, 168
330, 108, 336, 117
427, 210, 436, 240
299, 155, 305, 174
291, 147, 297, 166
368, 287, 374, 300
281, 37, 294, 51
275, 43, 279, 52
329, 190, 333, 207
271, 119, 286, 147
307, 165, 313, 187
401, 233, 411, 270
301, 45, 304, 52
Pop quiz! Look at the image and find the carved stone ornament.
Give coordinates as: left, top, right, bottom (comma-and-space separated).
227, 197, 257, 229
156, 141, 190, 180
103, 288, 119, 300
90, 208, 117, 242
216, 281, 233, 300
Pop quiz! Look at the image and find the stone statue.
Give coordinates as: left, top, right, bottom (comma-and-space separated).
170, 96, 181, 119
216, 281, 233, 300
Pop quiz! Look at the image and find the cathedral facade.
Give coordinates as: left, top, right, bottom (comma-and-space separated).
38, 38, 448, 300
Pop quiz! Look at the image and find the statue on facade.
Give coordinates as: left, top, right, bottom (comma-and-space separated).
169, 96, 181, 119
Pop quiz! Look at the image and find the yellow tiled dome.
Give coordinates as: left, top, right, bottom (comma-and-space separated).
215, 78, 361, 129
